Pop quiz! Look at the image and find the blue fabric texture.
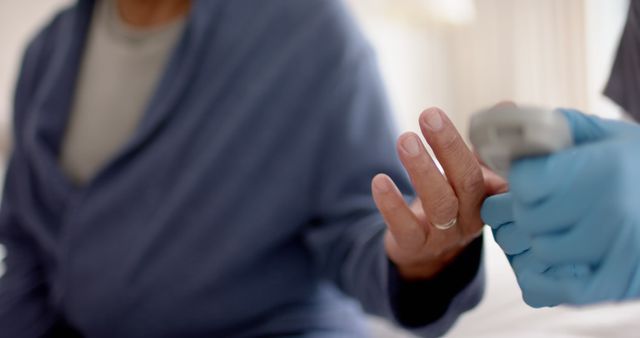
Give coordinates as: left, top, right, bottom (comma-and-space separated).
0, 0, 483, 336
482, 108, 640, 308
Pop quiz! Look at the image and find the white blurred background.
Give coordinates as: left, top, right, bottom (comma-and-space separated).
1, 0, 639, 337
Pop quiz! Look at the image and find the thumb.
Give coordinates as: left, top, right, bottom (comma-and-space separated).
558, 108, 625, 145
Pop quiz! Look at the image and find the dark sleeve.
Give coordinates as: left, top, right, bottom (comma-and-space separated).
390, 236, 483, 328
604, 0, 640, 122
0, 159, 58, 337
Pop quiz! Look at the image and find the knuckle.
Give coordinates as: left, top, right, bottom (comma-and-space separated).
530, 242, 554, 262
438, 132, 460, 153
401, 153, 429, 176
383, 197, 404, 212
407, 155, 431, 175
458, 166, 484, 194
431, 194, 459, 220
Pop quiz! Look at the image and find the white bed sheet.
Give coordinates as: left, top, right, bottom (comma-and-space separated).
372, 228, 640, 338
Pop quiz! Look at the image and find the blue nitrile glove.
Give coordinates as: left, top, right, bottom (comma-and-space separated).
482, 109, 640, 307
482, 191, 590, 307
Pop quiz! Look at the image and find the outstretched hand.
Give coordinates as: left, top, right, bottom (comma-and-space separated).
372, 107, 507, 280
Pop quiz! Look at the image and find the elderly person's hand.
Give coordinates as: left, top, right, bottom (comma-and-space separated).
372, 107, 507, 280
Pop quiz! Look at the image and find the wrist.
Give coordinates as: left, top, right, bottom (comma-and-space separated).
394, 242, 468, 281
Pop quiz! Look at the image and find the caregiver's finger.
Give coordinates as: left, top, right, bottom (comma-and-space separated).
372, 174, 426, 251
396, 132, 459, 228
509, 250, 549, 275
517, 269, 586, 307
481, 192, 514, 229
509, 156, 556, 205
493, 222, 529, 255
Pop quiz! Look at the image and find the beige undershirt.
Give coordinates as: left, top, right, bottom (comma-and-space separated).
60, 0, 185, 185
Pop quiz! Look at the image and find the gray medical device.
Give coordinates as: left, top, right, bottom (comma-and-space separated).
469, 106, 573, 178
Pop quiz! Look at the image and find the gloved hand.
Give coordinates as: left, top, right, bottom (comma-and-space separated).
482, 191, 591, 307
482, 108, 640, 307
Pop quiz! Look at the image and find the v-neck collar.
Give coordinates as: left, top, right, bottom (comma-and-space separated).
26, 0, 225, 199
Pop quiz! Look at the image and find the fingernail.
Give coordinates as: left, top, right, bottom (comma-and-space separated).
401, 135, 421, 157
374, 175, 391, 193
423, 109, 443, 131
